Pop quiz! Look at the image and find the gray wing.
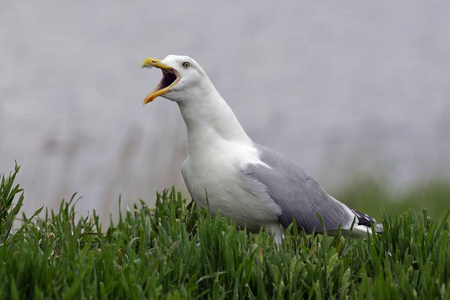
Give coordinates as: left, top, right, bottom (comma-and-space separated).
242, 144, 355, 233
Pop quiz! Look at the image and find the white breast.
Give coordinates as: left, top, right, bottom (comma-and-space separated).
181, 141, 281, 231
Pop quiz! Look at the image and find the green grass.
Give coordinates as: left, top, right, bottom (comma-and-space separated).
1, 165, 449, 299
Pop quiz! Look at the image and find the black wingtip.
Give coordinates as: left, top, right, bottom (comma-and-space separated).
351, 209, 379, 228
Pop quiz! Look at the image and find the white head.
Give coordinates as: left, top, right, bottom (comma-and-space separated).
141, 55, 212, 104
141, 54, 251, 144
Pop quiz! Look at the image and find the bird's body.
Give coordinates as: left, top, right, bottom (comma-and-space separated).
141, 55, 382, 243
182, 139, 283, 233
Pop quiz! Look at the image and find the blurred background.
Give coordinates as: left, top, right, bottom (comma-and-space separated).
1, 1, 449, 222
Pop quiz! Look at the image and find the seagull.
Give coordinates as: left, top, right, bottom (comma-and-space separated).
141, 55, 383, 243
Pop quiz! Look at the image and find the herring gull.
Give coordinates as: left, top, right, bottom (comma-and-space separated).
141, 55, 383, 243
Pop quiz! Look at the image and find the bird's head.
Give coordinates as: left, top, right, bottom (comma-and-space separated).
141, 55, 208, 104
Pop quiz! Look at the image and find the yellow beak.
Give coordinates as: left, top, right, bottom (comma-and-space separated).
141, 58, 172, 70
141, 57, 179, 104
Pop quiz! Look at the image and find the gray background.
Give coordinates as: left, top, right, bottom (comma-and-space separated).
1, 1, 449, 221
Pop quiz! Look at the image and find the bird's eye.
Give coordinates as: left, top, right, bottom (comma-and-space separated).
182, 62, 190, 69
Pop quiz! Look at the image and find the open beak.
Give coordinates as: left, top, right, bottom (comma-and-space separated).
141, 58, 180, 104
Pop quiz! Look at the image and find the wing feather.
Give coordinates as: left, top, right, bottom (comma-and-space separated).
242, 144, 356, 233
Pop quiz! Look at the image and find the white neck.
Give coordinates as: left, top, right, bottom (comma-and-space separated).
177, 84, 251, 155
